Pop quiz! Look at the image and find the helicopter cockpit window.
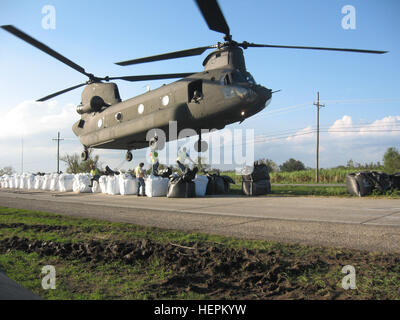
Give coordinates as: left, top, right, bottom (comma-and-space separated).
231, 71, 246, 83
245, 72, 256, 85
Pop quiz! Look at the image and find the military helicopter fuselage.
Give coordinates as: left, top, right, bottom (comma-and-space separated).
73, 46, 272, 153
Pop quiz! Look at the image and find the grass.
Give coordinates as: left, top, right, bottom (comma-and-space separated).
1, 206, 400, 300
228, 181, 400, 198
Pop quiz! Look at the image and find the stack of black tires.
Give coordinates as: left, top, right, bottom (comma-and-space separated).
346, 171, 400, 197
242, 162, 271, 196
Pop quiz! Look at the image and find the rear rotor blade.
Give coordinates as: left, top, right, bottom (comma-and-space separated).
108, 72, 198, 82
195, 0, 230, 36
241, 42, 387, 54
37, 82, 87, 102
1, 25, 94, 77
115, 46, 214, 66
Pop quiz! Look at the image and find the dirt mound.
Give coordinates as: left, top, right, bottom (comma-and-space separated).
1, 236, 398, 299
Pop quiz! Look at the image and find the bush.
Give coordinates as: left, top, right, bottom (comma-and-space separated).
279, 158, 306, 172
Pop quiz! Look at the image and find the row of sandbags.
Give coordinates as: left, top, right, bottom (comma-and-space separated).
346, 171, 400, 197
166, 166, 235, 198
0, 172, 211, 197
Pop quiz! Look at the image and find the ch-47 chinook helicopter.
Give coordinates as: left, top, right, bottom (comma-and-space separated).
1, 0, 387, 162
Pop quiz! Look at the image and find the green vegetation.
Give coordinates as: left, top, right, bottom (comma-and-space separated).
383, 147, 400, 174
279, 158, 306, 172
270, 168, 353, 184
0, 166, 14, 176
60, 151, 100, 174
1, 207, 400, 300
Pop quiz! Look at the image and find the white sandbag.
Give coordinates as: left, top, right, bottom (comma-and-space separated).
106, 176, 120, 195
118, 174, 137, 196
72, 174, 92, 193
8, 176, 15, 189
49, 174, 60, 191
0, 176, 6, 188
41, 175, 51, 191
98, 176, 108, 193
13, 176, 20, 188
194, 175, 209, 197
91, 180, 101, 193
59, 174, 74, 192
145, 175, 168, 197
34, 176, 43, 190
26, 174, 35, 190
19, 175, 27, 189
1, 175, 8, 188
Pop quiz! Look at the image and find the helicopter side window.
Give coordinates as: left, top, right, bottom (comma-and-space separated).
220, 73, 231, 86
114, 86, 121, 102
188, 80, 203, 103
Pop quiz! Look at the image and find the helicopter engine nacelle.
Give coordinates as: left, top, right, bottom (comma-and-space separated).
76, 82, 121, 114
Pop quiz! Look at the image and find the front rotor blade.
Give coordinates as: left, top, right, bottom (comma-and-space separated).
195, 0, 230, 36
1, 25, 93, 77
242, 42, 387, 54
37, 82, 87, 102
108, 73, 198, 82
115, 46, 213, 66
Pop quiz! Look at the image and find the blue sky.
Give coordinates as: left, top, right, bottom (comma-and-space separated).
0, 0, 399, 173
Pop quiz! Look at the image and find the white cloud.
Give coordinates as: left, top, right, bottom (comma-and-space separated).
329, 115, 400, 138
286, 125, 315, 142
0, 100, 79, 139
252, 115, 400, 168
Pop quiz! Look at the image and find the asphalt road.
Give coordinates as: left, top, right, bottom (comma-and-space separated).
1, 189, 400, 253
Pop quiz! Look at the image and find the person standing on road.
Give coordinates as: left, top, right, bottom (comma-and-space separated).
176, 147, 195, 172
135, 162, 146, 196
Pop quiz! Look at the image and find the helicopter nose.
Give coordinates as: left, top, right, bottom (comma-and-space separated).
255, 85, 272, 106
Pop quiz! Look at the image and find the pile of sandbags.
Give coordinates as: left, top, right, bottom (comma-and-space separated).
106, 175, 120, 195
34, 175, 43, 190
99, 176, 108, 193
26, 174, 35, 190
0, 175, 9, 188
206, 173, 235, 195
241, 162, 271, 196
167, 167, 198, 198
146, 175, 169, 197
41, 175, 52, 191
49, 173, 60, 191
346, 171, 400, 197
72, 173, 92, 193
194, 175, 209, 197
59, 174, 75, 192
119, 174, 137, 196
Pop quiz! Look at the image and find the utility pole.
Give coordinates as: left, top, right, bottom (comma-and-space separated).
21, 138, 24, 174
313, 92, 325, 183
52, 132, 64, 173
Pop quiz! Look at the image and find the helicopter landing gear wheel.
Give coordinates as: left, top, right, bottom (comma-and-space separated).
81, 149, 89, 161
125, 151, 133, 162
